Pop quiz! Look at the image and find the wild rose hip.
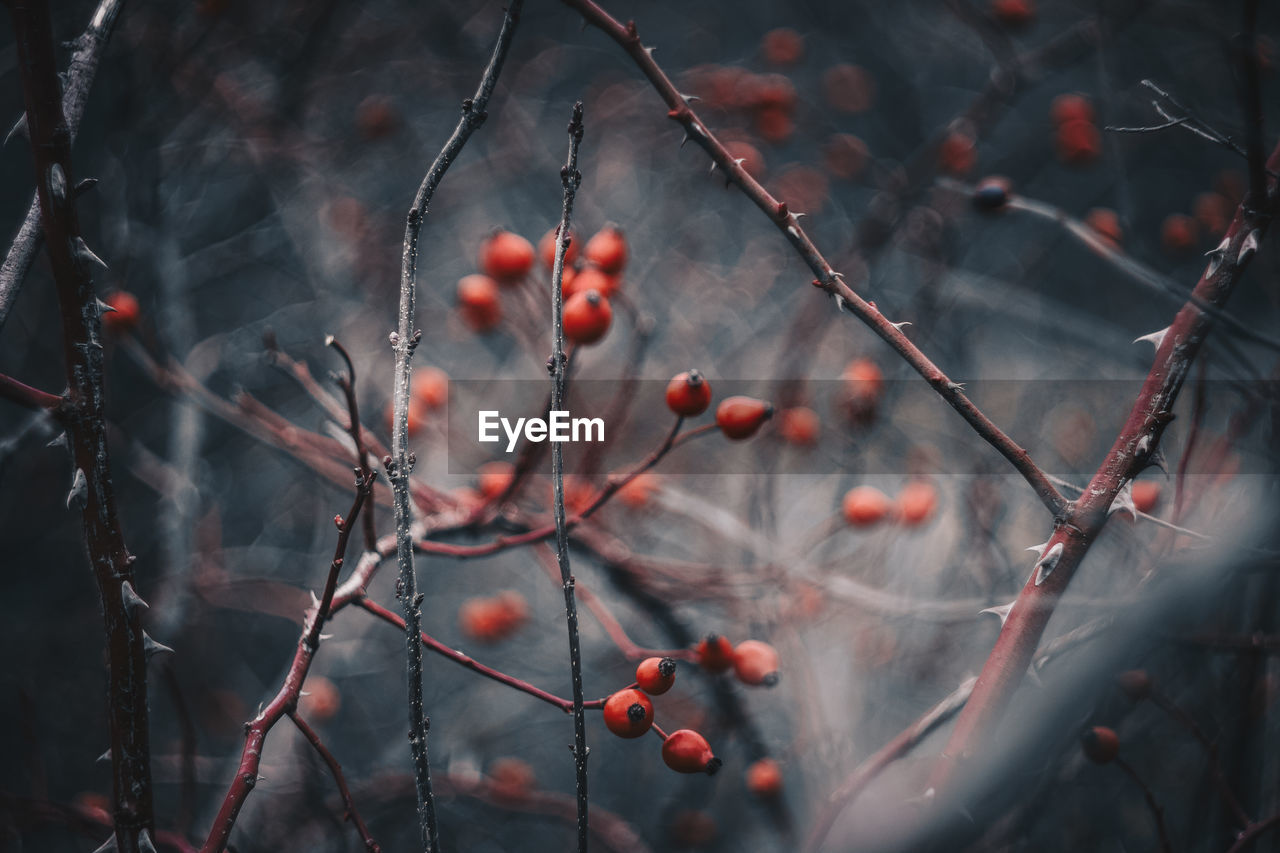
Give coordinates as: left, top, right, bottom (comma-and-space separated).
603, 687, 654, 738
583, 224, 627, 274
636, 656, 677, 695
457, 274, 501, 332
563, 290, 613, 345
842, 485, 892, 527
665, 370, 712, 417
480, 230, 535, 281
733, 640, 780, 687
563, 265, 616, 299
1082, 726, 1119, 764
745, 758, 783, 797
896, 481, 937, 527
662, 729, 721, 775
101, 291, 140, 332
696, 634, 735, 672
716, 396, 773, 440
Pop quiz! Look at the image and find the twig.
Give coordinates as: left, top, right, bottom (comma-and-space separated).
288, 713, 382, 852
1149, 689, 1251, 829
388, 3, 522, 849
930, 138, 1280, 790
559, 0, 1067, 518
0, 372, 63, 412
199, 472, 373, 852
1226, 814, 1280, 853
0, 0, 123, 334
326, 336, 377, 550
1237, 0, 1266, 207
7, 2, 154, 850
549, 100, 590, 853
1114, 758, 1173, 853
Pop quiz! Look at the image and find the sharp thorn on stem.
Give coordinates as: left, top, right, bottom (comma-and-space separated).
1133, 327, 1169, 350
67, 467, 87, 509
4, 113, 28, 148
143, 633, 175, 660
979, 601, 1015, 626
1033, 541, 1065, 586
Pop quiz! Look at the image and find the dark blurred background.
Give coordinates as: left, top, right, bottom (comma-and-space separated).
2, 0, 1279, 850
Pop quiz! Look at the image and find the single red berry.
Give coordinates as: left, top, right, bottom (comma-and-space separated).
991, 0, 1034, 27
716, 396, 774, 440
355, 95, 399, 140
101, 291, 141, 332
477, 461, 515, 499
603, 688, 654, 739
842, 358, 884, 402
822, 64, 876, 114
1161, 214, 1198, 254
539, 227, 577, 271
489, 757, 537, 800
662, 729, 721, 775
618, 472, 659, 509
938, 130, 977, 176
1056, 119, 1101, 165
754, 106, 795, 144
1116, 670, 1153, 702
413, 367, 449, 410
696, 634, 735, 672
761, 27, 804, 66
563, 265, 617, 299
636, 656, 677, 695
1082, 726, 1119, 764
1132, 480, 1161, 514
745, 758, 783, 797
583, 225, 628, 274
897, 480, 938, 527
563, 290, 613, 345
479, 231, 535, 281
665, 370, 713, 417
1085, 208, 1123, 247
457, 274, 501, 332
778, 406, 820, 446
1050, 93, 1095, 126
299, 676, 341, 721
733, 640, 780, 687
842, 485, 892, 527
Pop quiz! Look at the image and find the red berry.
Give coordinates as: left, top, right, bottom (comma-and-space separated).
618, 472, 659, 509
583, 225, 627, 275
563, 290, 613, 345
457, 274, 501, 332
563, 265, 617, 299
1193, 192, 1232, 236
478, 461, 515, 499
669, 810, 717, 846
754, 106, 794, 144
1050, 93, 1095, 126
1161, 214, 1198, 254
696, 634, 735, 672
101, 291, 141, 332
1132, 480, 1161, 514
1082, 726, 1119, 764
603, 688, 654, 738
715, 396, 773, 440
539, 227, 577, 271
1056, 119, 1101, 165
938, 130, 977, 176
1085, 208, 1123, 247
842, 485, 892, 527
842, 358, 884, 403
724, 139, 766, 181
413, 367, 449, 410
822, 64, 876, 114
355, 95, 399, 140
665, 370, 713, 417
733, 640, 780, 687
386, 398, 429, 438
662, 729, 721, 775
459, 590, 527, 643
991, 0, 1034, 27
636, 656, 677, 695
761, 28, 804, 66
745, 758, 783, 797
299, 676, 341, 721
778, 406, 820, 446
479, 231, 535, 281
489, 757, 537, 800
1116, 669, 1153, 702
897, 480, 937, 527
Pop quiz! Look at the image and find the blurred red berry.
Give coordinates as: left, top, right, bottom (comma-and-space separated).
1082, 726, 1119, 764
101, 290, 140, 332
733, 640, 780, 686
696, 634, 735, 672
457, 274, 501, 332
778, 406, 820, 446
761, 28, 804, 66
842, 485, 892, 527
716, 396, 773, 440
563, 290, 613, 345
583, 225, 627, 274
479, 231, 535, 281
746, 757, 783, 797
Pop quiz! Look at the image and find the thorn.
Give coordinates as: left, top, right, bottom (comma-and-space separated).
1133, 327, 1169, 350
48, 163, 67, 205
67, 467, 87, 508
833, 293, 856, 315
74, 237, 109, 271
1025, 665, 1045, 687
680, 93, 700, 103
97, 748, 111, 763
138, 829, 158, 853
1148, 446, 1169, 478
1135, 434, 1151, 457
1026, 540, 1050, 560
681, 132, 690, 148
4, 113, 27, 148
980, 601, 1015, 626
1238, 229, 1260, 265
890, 320, 912, 331
91, 837, 117, 853
121, 580, 149, 612
97, 297, 117, 314
74, 177, 99, 196
1205, 235, 1230, 277
644, 45, 656, 57
1109, 480, 1136, 519
1033, 541, 1065, 586
47, 431, 67, 449
143, 632, 175, 660
309, 590, 321, 608
732, 157, 746, 168
709, 161, 718, 174
318, 633, 333, 641
792, 211, 807, 220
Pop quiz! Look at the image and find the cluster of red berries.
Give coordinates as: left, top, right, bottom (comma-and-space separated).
457, 224, 629, 345
386, 365, 448, 438
1050, 93, 1101, 166
602, 657, 722, 775
695, 634, 781, 687
841, 481, 938, 528
665, 370, 774, 441
1157, 172, 1247, 257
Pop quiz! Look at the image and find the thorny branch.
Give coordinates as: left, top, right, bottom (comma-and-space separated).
389, 2, 522, 849
7, 1, 154, 851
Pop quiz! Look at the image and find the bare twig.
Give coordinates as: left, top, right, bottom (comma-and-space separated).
388, 3, 522, 849
1114, 758, 1173, 853
0, 0, 123, 333
289, 713, 382, 852
7, 2, 153, 850
549, 101, 590, 852
0, 372, 63, 412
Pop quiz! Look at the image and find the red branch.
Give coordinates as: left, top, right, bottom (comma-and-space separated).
289, 713, 381, 852
0, 372, 62, 412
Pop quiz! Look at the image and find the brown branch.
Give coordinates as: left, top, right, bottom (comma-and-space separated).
1115, 758, 1173, 853
931, 139, 1280, 790
559, 0, 1067, 518
289, 712, 382, 852
7, 1, 153, 851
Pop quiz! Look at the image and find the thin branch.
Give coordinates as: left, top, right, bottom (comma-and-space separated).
1149, 689, 1252, 828
549, 100, 590, 853
7, 2, 153, 850
558, 0, 1066, 518
388, 3, 522, 850
289, 713, 382, 853
1237, 0, 1266, 206
326, 336, 378, 550
1226, 814, 1280, 853
930, 138, 1280, 790
0, 0, 123, 334
1114, 758, 1173, 853
0, 372, 63, 412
